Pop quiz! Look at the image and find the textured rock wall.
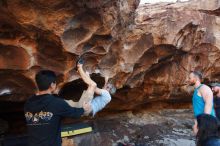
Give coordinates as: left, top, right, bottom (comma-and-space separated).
0, 0, 219, 112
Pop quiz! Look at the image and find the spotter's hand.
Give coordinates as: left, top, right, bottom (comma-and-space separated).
82, 102, 92, 114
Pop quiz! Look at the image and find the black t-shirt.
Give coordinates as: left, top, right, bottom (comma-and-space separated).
24, 94, 84, 146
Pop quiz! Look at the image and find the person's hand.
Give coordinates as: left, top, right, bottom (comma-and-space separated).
193, 122, 198, 136
77, 58, 84, 67
76, 58, 84, 71
82, 102, 92, 114
105, 76, 109, 83
76, 63, 82, 73
77, 63, 83, 69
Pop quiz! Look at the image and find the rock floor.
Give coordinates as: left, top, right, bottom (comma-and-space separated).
63, 109, 195, 146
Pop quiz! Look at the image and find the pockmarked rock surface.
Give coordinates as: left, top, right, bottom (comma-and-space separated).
0, 0, 219, 112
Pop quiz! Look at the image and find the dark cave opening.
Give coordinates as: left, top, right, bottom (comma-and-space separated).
0, 101, 26, 136
59, 73, 105, 101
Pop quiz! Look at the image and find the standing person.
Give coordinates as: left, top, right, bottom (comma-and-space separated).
188, 71, 215, 134
211, 83, 220, 120
65, 60, 114, 116
24, 70, 92, 146
195, 114, 220, 146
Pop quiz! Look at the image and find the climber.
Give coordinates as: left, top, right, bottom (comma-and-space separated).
24, 70, 92, 146
210, 83, 220, 120
188, 71, 215, 135
65, 59, 115, 116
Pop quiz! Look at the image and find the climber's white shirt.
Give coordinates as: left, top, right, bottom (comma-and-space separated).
91, 90, 111, 116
